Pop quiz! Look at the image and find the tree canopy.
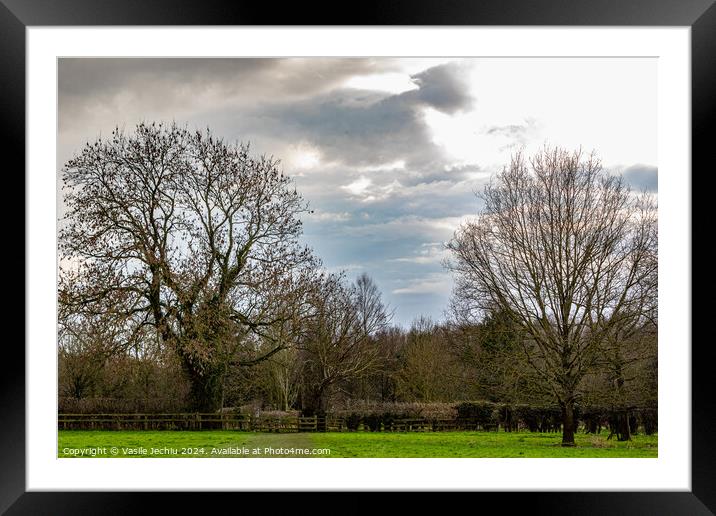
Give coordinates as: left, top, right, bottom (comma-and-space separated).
59, 122, 318, 410
446, 147, 657, 445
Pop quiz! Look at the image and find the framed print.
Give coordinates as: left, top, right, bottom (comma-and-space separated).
5, 0, 714, 513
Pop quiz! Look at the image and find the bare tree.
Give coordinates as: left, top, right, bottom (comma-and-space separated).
298, 273, 388, 420
446, 147, 657, 446
261, 347, 301, 412
593, 316, 657, 440
59, 122, 317, 411
396, 317, 458, 402
354, 272, 391, 336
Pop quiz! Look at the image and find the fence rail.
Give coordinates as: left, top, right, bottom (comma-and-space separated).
57, 413, 517, 432
58, 413, 345, 432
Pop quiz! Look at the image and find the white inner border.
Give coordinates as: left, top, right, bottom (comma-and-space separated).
27, 27, 691, 491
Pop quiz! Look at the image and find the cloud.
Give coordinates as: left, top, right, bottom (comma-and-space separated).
306, 210, 352, 222
486, 118, 538, 137
392, 272, 453, 295
216, 61, 473, 171
341, 214, 475, 244
341, 176, 373, 197
392, 242, 449, 264
59, 58, 397, 108
406, 62, 474, 114
326, 263, 365, 274
344, 73, 419, 95
341, 177, 404, 203
621, 164, 658, 192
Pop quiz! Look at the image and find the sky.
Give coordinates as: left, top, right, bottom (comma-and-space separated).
57, 57, 657, 327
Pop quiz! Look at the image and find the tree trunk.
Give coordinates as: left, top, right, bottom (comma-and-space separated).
611, 369, 631, 441
561, 399, 576, 447
614, 409, 631, 441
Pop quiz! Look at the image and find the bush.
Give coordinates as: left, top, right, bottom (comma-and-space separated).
455, 401, 498, 430
345, 413, 362, 431
637, 407, 658, 435
579, 407, 608, 434
509, 405, 563, 432
495, 404, 518, 432
363, 414, 382, 432
332, 401, 458, 431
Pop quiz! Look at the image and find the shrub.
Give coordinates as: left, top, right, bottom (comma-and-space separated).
345, 413, 362, 431
332, 401, 458, 431
455, 401, 498, 430
637, 407, 658, 435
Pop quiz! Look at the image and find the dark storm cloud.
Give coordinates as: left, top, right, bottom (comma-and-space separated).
59, 58, 274, 98
405, 62, 474, 114
59, 58, 396, 99
250, 90, 435, 167
58, 58, 401, 133
621, 164, 658, 192
217, 62, 474, 169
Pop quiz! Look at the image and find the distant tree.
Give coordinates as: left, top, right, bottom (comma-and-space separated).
58, 308, 153, 400
298, 273, 389, 420
59, 122, 317, 411
265, 347, 302, 412
254, 324, 303, 412
346, 325, 405, 402
446, 147, 657, 446
588, 318, 657, 440
395, 317, 461, 402
354, 272, 391, 336
446, 304, 542, 405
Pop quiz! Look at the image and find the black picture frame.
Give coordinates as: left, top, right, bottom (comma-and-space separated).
4, 0, 713, 513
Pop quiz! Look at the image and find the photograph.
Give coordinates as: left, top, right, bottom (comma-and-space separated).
56, 56, 659, 459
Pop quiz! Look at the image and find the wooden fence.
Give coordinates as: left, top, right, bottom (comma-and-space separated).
57, 413, 513, 432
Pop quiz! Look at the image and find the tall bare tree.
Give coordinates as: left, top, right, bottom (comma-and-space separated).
59, 122, 317, 411
354, 272, 391, 336
446, 147, 657, 446
298, 273, 389, 420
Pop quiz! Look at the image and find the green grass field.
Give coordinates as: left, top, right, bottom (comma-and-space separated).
58, 430, 657, 458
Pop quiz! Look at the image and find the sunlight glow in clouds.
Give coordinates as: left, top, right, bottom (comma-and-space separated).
343, 73, 419, 95
342, 176, 373, 197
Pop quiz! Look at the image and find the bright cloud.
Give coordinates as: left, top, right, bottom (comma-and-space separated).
392, 272, 453, 295
341, 176, 373, 197
344, 73, 419, 95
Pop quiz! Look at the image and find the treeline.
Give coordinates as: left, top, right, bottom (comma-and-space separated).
59, 301, 657, 439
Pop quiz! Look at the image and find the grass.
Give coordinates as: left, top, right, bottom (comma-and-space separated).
58, 430, 657, 458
